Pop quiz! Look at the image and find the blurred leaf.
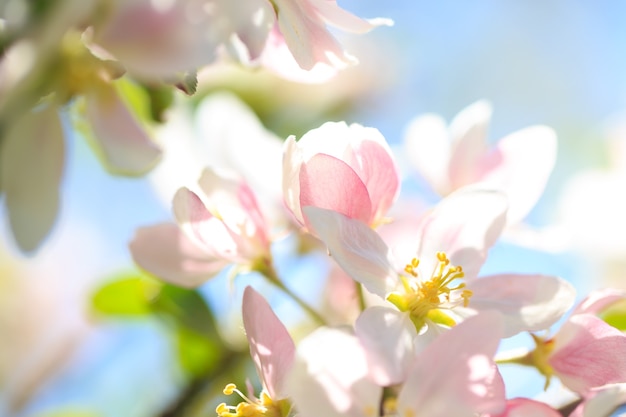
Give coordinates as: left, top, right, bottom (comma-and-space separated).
176, 327, 222, 378
113, 78, 152, 122
152, 284, 218, 336
600, 300, 626, 331
143, 84, 174, 123
91, 275, 162, 316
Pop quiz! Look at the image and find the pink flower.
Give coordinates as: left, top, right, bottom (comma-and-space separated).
404, 100, 557, 224
304, 188, 575, 384
216, 286, 294, 417
287, 312, 506, 417
283, 121, 400, 230
130, 168, 271, 287
269, 0, 392, 71
529, 313, 626, 395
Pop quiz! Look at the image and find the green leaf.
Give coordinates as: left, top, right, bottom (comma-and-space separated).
91, 275, 162, 316
151, 284, 218, 336
176, 327, 222, 378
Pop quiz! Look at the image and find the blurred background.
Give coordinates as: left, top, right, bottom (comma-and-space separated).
2, 1, 626, 416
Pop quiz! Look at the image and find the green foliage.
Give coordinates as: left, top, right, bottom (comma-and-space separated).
91, 273, 223, 379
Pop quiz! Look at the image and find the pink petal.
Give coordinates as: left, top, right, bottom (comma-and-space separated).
551, 314, 626, 394
1, 105, 64, 253
310, 0, 393, 34
129, 223, 224, 287
467, 274, 576, 337
570, 383, 626, 417
397, 312, 506, 417
347, 138, 400, 223
489, 398, 560, 417
448, 100, 492, 190
287, 327, 381, 417
415, 187, 508, 279
242, 286, 295, 399
477, 126, 557, 224
354, 307, 416, 385
172, 187, 242, 263
272, 0, 355, 70
299, 153, 373, 225
84, 84, 161, 175
572, 288, 626, 316
283, 136, 306, 224
404, 114, 451, 194
303, 206, 397, 297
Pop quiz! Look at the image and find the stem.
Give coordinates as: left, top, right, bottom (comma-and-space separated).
257, 258, 327, 326
356, 281, 366, 312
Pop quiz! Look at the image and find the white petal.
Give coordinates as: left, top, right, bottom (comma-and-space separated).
84, 84, 161, 175
287, 327, 381, 417
415, 187, 508, 279
355, 307, 416, 385
467, 274, 576, 337
404, 113, 451, 194
303, 206, 397, 297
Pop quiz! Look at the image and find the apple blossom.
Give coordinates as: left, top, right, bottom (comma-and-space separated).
404, 100, 557, 224
130, 168, 272, 287
283, 121, 400, 229
216, 286, 294, 417
525, 313, 626, 394
304, 188, 575, 384
287, 312, 506, 417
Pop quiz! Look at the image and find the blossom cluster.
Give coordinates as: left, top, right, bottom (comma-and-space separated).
0, 0, 388, 253
130, 101, 626, 417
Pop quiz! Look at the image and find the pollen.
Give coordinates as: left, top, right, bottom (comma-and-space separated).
216, 383, 286, 417
387, 252, 470, 332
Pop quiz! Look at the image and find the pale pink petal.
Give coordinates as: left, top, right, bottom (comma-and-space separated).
172, 187, 242, 263
84, 84, 161, 176
299, 153, 372, 224
129, 223, 224, 287
303, 206, 397, 297
489, 398, 560, 417
477, 126, 557, 224
551, 314, 626, 394
283, 136, 306, 224
0, 105, 64, 253
287, 327, 382, 417
242, 286, 295, 400
354, 307, 416, 385
347, 138, 400, 223
573, 288, 626, 316
404, 113, 451, 194
415, 187, 508, 279
467, 274, 576, 337
448, 100, 492, 190
570, 383, 626, 417
397, 312, 506, 417
258, 27, 340, 83
92, 0, 219, 78
310, 0, 393, 34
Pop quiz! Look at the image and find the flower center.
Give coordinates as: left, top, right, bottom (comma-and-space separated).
386, 252, 472, 332
216, 383, 288, 417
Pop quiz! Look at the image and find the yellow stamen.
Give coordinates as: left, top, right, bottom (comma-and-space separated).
387, 252, 470, 332
217, 383, 288, 417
